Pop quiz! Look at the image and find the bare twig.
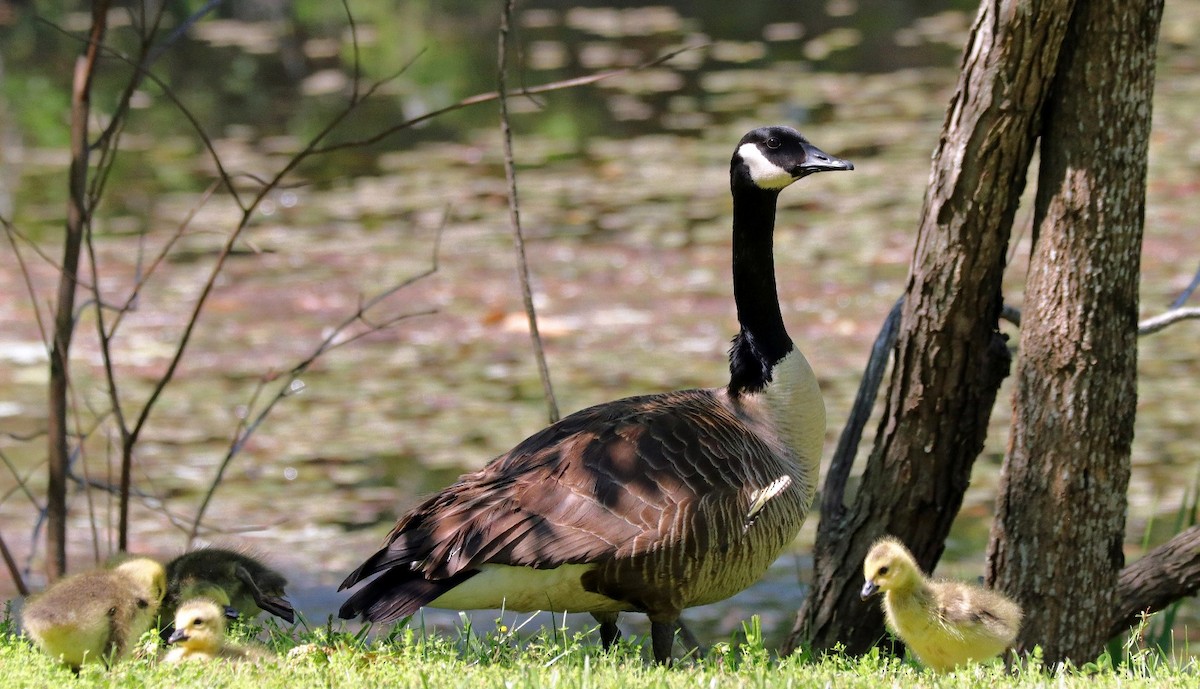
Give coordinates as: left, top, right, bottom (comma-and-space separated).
311, 43, 700, 156
107, 181, 222, 335
1, 218, 52, 352
0, 529, 27, 597
339, 0, 363, 104
186, 226, 445, 542
1137, 306, 1200, 335
821, 297, 902, 520
1001, 303, 1022, 327
46, 0, 111, 580
0, 448, 43, 508
1170, 262, 1200, 309
1002, 304, 1200, 335
498, 0, 559, 424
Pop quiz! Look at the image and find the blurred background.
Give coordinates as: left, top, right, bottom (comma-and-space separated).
1, 0, 1198, 649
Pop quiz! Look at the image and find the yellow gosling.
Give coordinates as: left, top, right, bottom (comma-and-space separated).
861, 537, 1023, 672
163, 548, 294, 624
22, 557, 167, 671
164, 599, 270, 663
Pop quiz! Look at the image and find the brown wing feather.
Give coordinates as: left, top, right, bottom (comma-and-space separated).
339, 389, 779, 612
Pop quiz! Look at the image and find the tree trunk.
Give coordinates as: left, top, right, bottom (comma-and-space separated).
46, 0, 111, 581
785, 0, 1076, 656
986, 0, 1163, 665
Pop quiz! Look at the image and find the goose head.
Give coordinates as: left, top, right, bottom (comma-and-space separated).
732, 125, 854, 192
167, 599, 227, 652
860, 537, 923, 599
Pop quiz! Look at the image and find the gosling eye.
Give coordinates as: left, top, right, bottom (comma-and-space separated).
765, 137, 781, 150
193, 618, 204, 627
877, 566, 889, 576
136, 598, 149, 609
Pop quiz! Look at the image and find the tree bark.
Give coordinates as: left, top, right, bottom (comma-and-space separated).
46, 0, 110, 581
1108, 526, 1200, 639
785, 0, 1076, 656
986, 0, 1163, 664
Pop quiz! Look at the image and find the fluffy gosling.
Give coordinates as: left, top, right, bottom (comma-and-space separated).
163, 548, 294, 624
164, 598, 270, 663
861, 537, 1023, 672
22, 557, 167, 671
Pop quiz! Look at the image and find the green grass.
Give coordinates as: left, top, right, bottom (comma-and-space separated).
4, 608, 1200, 689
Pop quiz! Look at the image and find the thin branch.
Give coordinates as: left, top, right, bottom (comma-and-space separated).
821, 297, 902, 520
311, 43, 701, 156
1169, 262, 1200, 309
339, 0, 363, 105
1, 218, 52, 354
0, 529, 28, 597
999, 304, 1200, 336
144, 0, 224, 67
186, 225, 445, 542
107, 181, 222, 335
499, 0, 559, 424
0, 448, 43, 509
1001, 303, 1022, 327
46, 0, 111, 580
1137, 306, 1200, 335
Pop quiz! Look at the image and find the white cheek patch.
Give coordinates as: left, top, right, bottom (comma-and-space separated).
738, 143, 795, 190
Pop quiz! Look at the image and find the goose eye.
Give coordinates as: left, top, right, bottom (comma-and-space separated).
136, 598, 149, 609
765, 137, 781, 150
878, 566, 889, 575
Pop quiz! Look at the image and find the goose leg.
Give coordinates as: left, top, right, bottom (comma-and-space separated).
650, 618, 676, 665
676, 620, 704, 658
593, 612, 621, 650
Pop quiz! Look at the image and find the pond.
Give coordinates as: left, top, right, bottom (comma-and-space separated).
1, 0, 1199, 652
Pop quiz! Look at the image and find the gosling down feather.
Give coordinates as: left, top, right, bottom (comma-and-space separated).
861, 537, 1023, 672
163, 548, 294, 624
22, 557, 167, 671
338, 126, 853, 663
165, 599, 270, 663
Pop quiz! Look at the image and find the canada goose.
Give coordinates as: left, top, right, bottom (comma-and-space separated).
861, 537, 1023, 672
22, 557, 167, 671
163, 548, 294, 624
164, 598, 271, 663
338, 126, 852, 663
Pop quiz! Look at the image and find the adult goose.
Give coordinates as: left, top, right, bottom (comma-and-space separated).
338, 126, 853, 663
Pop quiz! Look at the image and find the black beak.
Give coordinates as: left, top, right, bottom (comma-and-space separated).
257, 594, 295, 623
167, 628, 188, 644
796, 142, 854, 177
860, 580, 879, 600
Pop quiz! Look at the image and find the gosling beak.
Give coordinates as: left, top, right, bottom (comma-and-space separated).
167, 628, 189, 644
257, 595, 295, 623
794, 141, 854, 178
860, 580, 879, 600
224, 605, 240, 620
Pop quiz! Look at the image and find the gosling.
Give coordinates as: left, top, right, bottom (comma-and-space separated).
164, 598, 270, 663
22, 557, 167, 671
860, 537, 1023, 672
163, 548, 294, 624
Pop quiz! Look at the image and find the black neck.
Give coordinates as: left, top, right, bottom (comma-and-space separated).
727, 184, 794, 396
